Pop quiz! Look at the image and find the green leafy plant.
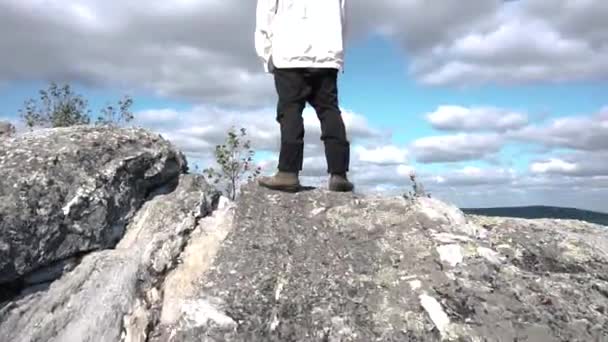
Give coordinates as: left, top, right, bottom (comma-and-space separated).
19, 83, 91, 128
203, 127, 261, 200
96, 96, 134, 127
18, 82, 134, 129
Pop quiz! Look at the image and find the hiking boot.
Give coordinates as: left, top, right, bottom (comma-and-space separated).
329, 173, 354, 192
258, 171, 300, 192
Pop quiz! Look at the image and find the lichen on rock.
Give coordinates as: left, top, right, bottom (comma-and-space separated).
0, 125, 188, 285
1, 126, 607, 342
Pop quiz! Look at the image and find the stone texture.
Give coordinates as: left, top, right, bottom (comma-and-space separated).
153, 196, 236, 337
0, 121, 14, 138
165, 183, 608, 341
0, 125, 187, 284
1, 125, 607, 342
0, 173, 220, 342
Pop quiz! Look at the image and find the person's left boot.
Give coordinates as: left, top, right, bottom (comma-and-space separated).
329, 173, 354, 192
258, 171, 300, 192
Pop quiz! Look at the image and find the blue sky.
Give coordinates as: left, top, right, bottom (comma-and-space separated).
1, 0, 607, 212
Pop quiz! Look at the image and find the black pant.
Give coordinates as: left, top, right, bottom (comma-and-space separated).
273, 67, 350, 174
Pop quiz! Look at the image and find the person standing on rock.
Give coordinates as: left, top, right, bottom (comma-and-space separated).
254, 0, 354, 193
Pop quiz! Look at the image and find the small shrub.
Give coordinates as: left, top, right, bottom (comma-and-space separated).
19, 82, 134, 129
19, 83, 91, 128
203, 126, 261, 200
95, 96, 134, 127
404, 170, 431, 200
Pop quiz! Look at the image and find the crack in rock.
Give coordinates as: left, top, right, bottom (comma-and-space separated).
2, 127, 608, 342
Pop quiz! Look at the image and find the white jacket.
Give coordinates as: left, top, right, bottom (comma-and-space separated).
255, 0, 348, 73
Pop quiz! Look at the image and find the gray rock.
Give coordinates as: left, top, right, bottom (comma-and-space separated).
0, 173, 220, 342
0, 125, 187, 284
0, 121, 14, 138
1, 125, 607, 342
164, 183, 608, 342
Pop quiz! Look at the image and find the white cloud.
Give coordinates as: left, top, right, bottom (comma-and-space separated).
0, 0, 273, 107
179, 106, 607, 212
426, 105, 528, 132
256, 151, 415, 194
136, 106, 278, 158
135, 104, 392, 169
355, 145, 408, 165
1, 1, 606, 211
421, 167, 608, 212
423, 166, 517, 187
134, 103, 419, 197
304, 109, 385, 143
412, 2, 608, 86
511, 108, 608, 151
352, 0, 501, 53
523, 0, 608, 47
397, 164, 415, 177
412, 133, 504, 163
531, 158, 578, 174
529, 151, 608, 177
1, 0, 605, 104
257, 144, 414, 190
518, 174, 608, 191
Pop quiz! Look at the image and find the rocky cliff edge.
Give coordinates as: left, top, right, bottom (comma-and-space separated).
1, 126, 607, 342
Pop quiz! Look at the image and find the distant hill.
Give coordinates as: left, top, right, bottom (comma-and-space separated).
461, 206, 608, 227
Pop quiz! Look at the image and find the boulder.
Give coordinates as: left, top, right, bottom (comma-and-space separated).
1, 125, 607, 342
0, 121, 14, 138
0, 125, 187, 284
0, 173, 221, 342
161, 184, 608, 341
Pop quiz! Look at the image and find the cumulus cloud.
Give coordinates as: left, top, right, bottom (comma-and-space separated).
511, 108, 608, 151
531, 158, 578, 175
2, 0, 604, 105
530, 151, 608, 177
1, 0, 606, 211
137, 107, 277, 159
421, 165, 608, 212
135, 105, 387, 160
354, 145, 408, 165
177, 105, 605, 212
134, 104, 402, 188
254, 143, 413, 192
426, 105, 528, 132
523, 0, 608, 46
427, 166, 517, 187
0, 0, 273, 107
407, 105, 608, 211
415, 105, 607, 166
255, 147, 415, 194
412, 133, 504, 163
413, 1, 608, 86
349, 0, 501, 50
133, 102, 419, 195
518, 174, 608, 191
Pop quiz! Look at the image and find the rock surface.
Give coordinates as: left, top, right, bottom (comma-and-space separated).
0, 173, 220, 342
1, 126, 607, 342
0, 126, 186, 284
166, 184, 608, 342
0, 121, 14, 138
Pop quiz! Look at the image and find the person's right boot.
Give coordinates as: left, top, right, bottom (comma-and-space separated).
329, 173, 354, 192
258, 171, 300, 192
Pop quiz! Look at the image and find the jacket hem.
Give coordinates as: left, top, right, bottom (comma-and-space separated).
269, 59, 343, 72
